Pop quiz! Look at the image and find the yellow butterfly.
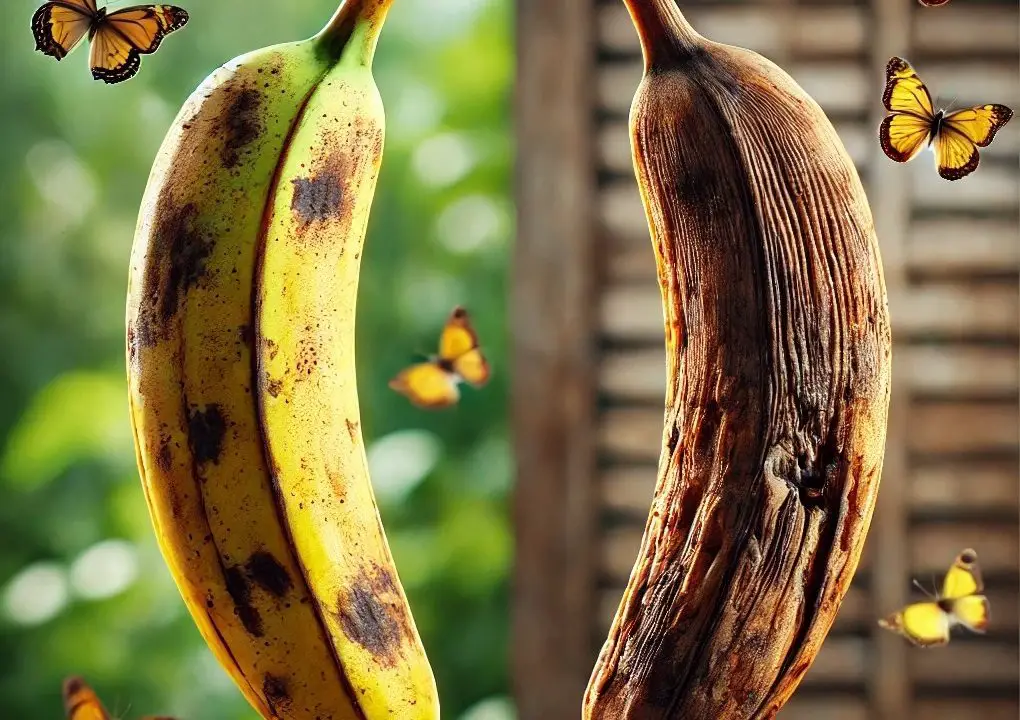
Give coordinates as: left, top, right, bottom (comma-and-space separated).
33, 1, 189, 84
63, 676, 176, 720
879, 56, 1012, 181
389, 306, 491, 409
878, 548, 990, 647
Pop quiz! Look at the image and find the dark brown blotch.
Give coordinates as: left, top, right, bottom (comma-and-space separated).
264, 376, 283, 398
156, 435, 173, 472
135, 202, 210, 347
346, 418, 359, 442
291, 169, 345, 225
335, 564, 410, 667
262, 674, 291, 716
224, 565, 264, 637
220, 87, 264, 169
245, 550, 292, 598
187, 404, 226, 464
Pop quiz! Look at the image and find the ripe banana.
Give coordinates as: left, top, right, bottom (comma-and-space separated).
585, 2, 890, 718
126, 2, 439, 718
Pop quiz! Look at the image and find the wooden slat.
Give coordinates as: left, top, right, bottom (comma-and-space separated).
900, 346, 1019, 396
603, 522, 1018, 583
600, 281, 1020, 343
887, 284, 1019, 340
600, 345, 1018, 401
907, 401, 1018, 455
800, 637, 867, 686
914, 6, 1020, 56
910, 640, 1019, 686
599, 5, 867, 58
911, 462, 1020, 515
778, 697, 868, 720
913, 699, 1020, 720
912, 161, 1019, 214
600, 466, 656, 516
907, 218, 1020, 275
909, 523, 1019, 577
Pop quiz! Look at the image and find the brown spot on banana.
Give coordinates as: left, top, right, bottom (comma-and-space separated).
345, 418, 359, 443
135, 201, 210, 347
335, 564, 412, 668
220, 86, 265, 169
291, 168, 346, 224
155, 435, 173, 472
262, 674, 292, 717
186, 404, 226, 464
584, 3, 890, 719
223, 564, 264, 638
244, 550, 293, 598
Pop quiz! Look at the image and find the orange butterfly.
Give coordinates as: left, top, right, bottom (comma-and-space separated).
63, 676, 176, 720
389, 307, 491, 409
33, 1, 189, 84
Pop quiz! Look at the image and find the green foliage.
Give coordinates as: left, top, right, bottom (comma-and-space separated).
0, 0, 512, 717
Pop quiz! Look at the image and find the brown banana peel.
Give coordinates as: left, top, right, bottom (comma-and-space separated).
584, 2, 891, 718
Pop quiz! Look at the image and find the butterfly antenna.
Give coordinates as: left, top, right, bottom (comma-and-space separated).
911, 578, 935, 599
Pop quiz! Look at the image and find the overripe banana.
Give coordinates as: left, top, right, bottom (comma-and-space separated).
126, 2, 439, 718
585, 2, 890, 718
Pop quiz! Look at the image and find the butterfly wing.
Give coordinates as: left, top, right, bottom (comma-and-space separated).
943, 104, 1013, 148
883, 57, 935, 117
878, 602, 951, 647
880, 113, 933, 163
33, 0, 97, 60
451, 348, 490, 388
941, 548, 984, 599
438, 306, 490, 387
62, 676, 111, 720
389, 362, 460, 409
880, 57, 936, 165
438, 306, 479, 360
89, 5, 189, 84
948, 594, 990, 633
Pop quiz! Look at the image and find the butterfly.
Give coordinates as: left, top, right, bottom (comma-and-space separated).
33, 1, 189, 84
877, 548, 990, 647
63, 676, 176, 720
879, 56, 1012, 181
388, 306, 491, 409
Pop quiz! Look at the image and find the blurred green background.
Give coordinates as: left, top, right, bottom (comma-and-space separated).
0, 0, 512, 717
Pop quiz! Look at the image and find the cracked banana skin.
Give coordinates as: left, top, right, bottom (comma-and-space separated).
126, 1, 438, 718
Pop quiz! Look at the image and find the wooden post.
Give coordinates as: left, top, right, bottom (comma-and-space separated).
512, 0, 597, 718
868, 0, 911, 717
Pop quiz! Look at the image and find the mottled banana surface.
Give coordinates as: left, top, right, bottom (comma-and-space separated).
584, 2, 891, 718
126, 2, 439, 718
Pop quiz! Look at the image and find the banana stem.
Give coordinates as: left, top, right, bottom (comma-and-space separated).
315, 0, 395, 66
622, 0, 701, 69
